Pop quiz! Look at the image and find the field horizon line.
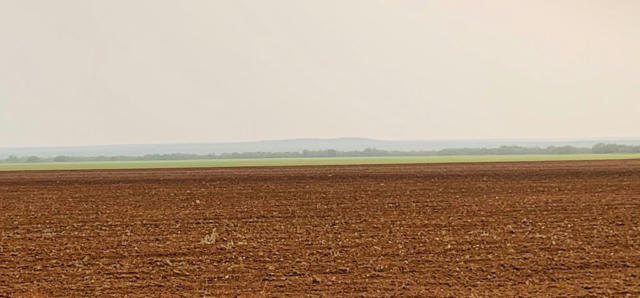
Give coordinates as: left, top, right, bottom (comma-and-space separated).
1, 153, 639, 172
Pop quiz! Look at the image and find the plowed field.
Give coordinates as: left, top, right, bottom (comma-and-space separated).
1, 160, 640, 296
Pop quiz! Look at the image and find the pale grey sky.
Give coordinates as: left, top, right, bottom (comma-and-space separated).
1, 0, 639, 147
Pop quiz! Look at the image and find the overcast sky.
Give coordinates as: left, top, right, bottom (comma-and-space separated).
1, 1, 639, 147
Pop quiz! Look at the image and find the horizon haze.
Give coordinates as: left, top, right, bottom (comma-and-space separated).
2, 136, 640, 159
2, 1, 639, 147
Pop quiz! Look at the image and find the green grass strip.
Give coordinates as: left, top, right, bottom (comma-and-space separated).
1, 153, 639, 171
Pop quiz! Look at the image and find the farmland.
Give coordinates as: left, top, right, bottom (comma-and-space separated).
1, 153, 640, 171
1, 159, 640, 296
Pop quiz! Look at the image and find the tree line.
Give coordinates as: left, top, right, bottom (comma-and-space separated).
2, 143, 639, 163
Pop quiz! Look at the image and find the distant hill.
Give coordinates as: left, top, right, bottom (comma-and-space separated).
2, 137, 640, 158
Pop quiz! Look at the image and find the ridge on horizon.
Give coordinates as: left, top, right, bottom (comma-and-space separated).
1, 137, 640, 159
3, 136, 640, 150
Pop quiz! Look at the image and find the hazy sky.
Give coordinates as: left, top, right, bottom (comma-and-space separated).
1, 1, 639, 147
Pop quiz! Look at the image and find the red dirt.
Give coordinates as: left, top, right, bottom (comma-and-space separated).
1, 160, 640, 296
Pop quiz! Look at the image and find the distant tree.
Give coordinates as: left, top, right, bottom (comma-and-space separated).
26, 156, 41, 163
593, 143, 640, 154
54, 155, 69, 162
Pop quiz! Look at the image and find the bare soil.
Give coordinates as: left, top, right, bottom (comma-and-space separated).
1, 160, 640, 296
